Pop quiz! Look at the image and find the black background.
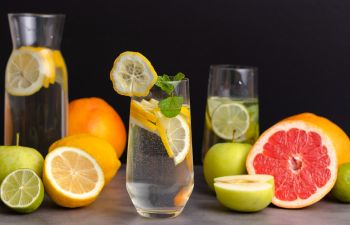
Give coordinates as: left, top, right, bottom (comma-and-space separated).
2, 0, 350, 164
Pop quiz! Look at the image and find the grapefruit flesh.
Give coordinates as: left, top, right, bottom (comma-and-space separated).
247, 120, 337, 208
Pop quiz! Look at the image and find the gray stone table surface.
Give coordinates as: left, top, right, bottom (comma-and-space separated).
0, 165, 349, 225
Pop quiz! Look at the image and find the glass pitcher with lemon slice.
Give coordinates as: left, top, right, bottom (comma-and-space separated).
110, 52, 194, 218
4, 14, 68, 156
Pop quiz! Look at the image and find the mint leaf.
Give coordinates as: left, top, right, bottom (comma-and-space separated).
159, 96, 184, 118
156, 75, 174, 95
162, 74, 170, 81
174, 72, 185, 81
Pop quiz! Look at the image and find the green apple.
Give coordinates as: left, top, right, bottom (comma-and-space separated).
203, 142, 252, 190
214, 175, 274, 212
331, 163, 350, 202
0, 146, 44, 184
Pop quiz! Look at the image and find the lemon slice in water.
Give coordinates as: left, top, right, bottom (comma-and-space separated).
5, 48, 51, 96
110, 51, 158, 97
157, 112, 191, 165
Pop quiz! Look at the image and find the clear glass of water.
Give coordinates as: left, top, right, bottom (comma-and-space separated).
202, 65, 259, 159
126, 78, 194, 218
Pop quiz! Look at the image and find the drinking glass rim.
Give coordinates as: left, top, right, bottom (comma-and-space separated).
159, 77, 189, 84
8, 13, 65, 19
210, 64, 257, 71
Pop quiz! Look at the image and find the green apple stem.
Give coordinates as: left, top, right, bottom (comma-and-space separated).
16, 133, 19, 146
232, 129, 236, 144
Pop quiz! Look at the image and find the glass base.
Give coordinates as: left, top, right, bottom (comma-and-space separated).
136, 208, 183, 218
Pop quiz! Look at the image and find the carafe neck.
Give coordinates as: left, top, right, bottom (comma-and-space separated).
8, 13, 65, 50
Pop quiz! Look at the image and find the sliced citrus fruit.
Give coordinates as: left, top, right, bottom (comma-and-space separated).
43, 146, 104, 208
246, 113, 340, 208
157, 112, 191, 165
130, 115, 157, 134
110, 51, 158, 97
131, 99, 157, 122
211, 102, 250, 141
52, 50, 68, 91
17, 46, 57, 89
207, 97, 236, 117
0, 169, 44, 213
5, 48, 49, 96
48, 134, 121, 184
148, 98, 159, 106
140, 99, 158, 112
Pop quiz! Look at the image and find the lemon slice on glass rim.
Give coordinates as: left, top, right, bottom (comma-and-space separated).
110, 51, 158, 97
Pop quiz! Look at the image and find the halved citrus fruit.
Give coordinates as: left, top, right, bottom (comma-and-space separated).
48, 134, 121, 184
43, 146, 104, 208
246, 113, 345, 208
110, 51, 158, 97
0, 169, 44, 213
157, 112, 191, 165
211, 102, 250, 141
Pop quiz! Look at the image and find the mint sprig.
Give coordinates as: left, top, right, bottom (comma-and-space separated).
155, 73, 185, 118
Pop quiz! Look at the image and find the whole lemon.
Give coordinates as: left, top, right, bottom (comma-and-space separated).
49, 134, 121, 184
68, 97, 126, 158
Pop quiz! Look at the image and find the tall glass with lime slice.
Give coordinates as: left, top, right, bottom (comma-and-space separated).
202, 65, 259, 159
4, 14, 68, 156
110, 52, 193, 218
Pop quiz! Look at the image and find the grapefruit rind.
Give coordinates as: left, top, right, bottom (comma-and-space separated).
246, 120, 337, 208
285, 113, 350, 165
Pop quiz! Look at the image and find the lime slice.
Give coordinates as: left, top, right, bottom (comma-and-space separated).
247, 104, 259, 123
0, 169, 44, 213
5, 48, 50, 96
157, 112, 191, 165
211, 103, 250, 141
110, 51, 158, 97
207, 97, 239, 117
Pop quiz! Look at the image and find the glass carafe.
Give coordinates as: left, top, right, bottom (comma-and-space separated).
4, 13, 68, 156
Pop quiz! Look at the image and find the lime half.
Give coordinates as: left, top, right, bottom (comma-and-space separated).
211, 103, 250, 141
0, 169, 44, 213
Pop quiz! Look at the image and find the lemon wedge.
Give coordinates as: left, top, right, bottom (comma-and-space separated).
110, 51, 158, 97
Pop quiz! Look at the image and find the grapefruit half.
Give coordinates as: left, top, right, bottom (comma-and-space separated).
246, 113, 350, 208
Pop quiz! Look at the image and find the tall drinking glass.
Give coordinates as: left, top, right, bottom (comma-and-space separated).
4, 13, 68, 156
202, 65, 259, 159
126, 78, 194, 218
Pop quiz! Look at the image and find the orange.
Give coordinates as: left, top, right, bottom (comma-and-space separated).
49, 134, 121, 184
246, 113, 350, 209
68, 97, 126, 158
